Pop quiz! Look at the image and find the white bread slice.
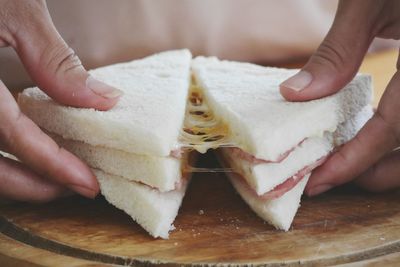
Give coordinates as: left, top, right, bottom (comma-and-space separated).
222, 106, 373, 195
19, 50, 192, 157
334, 105, 374, 145
95, 169, 189, 239
229, 171, 309, 231
50, 133, 181, 192
192, 57, 373, 161
221, 136, 331, 196
223, 106, 372, 230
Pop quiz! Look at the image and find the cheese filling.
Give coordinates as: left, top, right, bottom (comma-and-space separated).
178, 76, 234, 154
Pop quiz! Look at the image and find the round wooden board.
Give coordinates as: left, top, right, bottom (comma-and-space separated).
1, 154, 400, 266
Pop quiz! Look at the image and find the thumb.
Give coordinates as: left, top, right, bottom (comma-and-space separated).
9, 1, 122, 111
280, 0, 377, 102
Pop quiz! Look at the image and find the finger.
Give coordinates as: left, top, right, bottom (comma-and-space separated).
5, 0, 122, 111
305, 111, 399, 196
306, 66, 400, 196
0, 155, 69, 203
0, 81, 99, 198
354, 53, 400, 192
280, 0, 382, 101
355, 149, 400, 192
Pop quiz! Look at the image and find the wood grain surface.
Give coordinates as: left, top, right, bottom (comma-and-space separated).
2, 50, 399, 266
1, 152, 400, 266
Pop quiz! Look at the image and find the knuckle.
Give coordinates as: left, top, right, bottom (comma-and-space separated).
367, 163, 380, 185
356, 164, 385, 192
311, 37, 351, 73
3, 110, 25, 153
333, 150, 353, 177
0, 7, 16, 47
44, 43, 83, 75
319, 150, 351, 186
374, 110, 400, 146
0, 1, 16, 32
0, 0, 46, 47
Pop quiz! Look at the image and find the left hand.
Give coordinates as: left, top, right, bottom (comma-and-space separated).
0, 0, 122, 202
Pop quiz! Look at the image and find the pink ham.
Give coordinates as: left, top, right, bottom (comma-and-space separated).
131, 175, 187, 191
236, 156, 327, 201
227, 139, 306, 164
170, 148, 183, 158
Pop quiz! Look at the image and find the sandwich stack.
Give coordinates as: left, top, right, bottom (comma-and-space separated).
192, 57, 372, 230
19, 50, 193, 239
18, 50, 373, 238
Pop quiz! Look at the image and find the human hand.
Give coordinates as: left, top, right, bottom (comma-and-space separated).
279, 0, 400, 196
0, 0, 122, 202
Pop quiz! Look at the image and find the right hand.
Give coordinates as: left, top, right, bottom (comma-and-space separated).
279, 0, 400, 196
0, 0, 122, 202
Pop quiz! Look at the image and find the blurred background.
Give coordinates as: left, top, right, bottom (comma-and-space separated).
0, 0, 398, 102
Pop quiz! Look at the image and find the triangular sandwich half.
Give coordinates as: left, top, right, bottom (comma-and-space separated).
19, 50, 193, 238
192, 57, 373, 230
224, 107, 372, 230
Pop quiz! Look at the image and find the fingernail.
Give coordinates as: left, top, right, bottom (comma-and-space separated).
86, 76, 123, 99
307, 184, 333, 197
280, 70, 313, 92
68, 184, 98, 199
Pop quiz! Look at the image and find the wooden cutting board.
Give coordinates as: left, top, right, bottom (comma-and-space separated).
1, 152, 400, 267
2, 50, 399, 266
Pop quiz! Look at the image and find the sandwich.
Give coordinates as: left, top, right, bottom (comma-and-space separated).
19, 50, 193, 239
191, 57, 373, 230
18, 50, 373, 238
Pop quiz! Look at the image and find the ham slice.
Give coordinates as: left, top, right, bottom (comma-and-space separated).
227, 139, 306, 164
235, 156, 327, 200
170, 148, 184, 158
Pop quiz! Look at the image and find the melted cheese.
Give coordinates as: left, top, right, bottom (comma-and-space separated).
178, 76, 234, 154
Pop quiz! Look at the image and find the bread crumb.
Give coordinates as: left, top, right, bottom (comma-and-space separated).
380, 237, 386, 241
198, 209, 204, 215
174, 242, 178, 246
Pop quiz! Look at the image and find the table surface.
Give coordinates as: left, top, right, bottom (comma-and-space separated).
2, 50, 400, 267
